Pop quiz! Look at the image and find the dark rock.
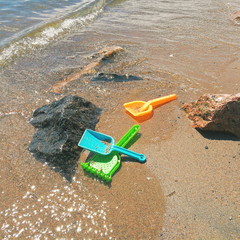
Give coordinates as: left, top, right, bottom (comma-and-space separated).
29, 95, 101, 181
182, 93, 240, 138
91, 73, 142, 82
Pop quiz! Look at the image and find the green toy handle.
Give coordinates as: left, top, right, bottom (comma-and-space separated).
116, 125, 140, 147
114, 125, 145, 162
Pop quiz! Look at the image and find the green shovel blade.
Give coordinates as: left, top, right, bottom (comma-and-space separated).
81, 125, 140, 182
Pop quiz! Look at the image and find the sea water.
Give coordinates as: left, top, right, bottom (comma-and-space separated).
0, 0, 107, 46
0, 0, 109, 62
0, 0, 239, 67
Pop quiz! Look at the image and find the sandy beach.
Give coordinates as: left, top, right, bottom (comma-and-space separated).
1, 0, 240, 239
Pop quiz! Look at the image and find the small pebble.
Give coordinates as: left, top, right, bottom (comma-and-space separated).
205, 146, 209, 149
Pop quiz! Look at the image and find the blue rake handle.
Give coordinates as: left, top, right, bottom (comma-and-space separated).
112, 145, 146, 162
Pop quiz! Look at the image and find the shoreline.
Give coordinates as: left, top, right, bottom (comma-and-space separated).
1, 9, 240, 239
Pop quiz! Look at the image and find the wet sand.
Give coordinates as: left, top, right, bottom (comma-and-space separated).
1, 27, 240, 240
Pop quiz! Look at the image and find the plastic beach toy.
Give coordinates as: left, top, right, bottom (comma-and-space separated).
123, 94, 177, 118
81, 125, 140, 182
78, 129, 146, 162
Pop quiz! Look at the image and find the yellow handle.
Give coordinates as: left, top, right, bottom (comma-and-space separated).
148, 94, 177, 108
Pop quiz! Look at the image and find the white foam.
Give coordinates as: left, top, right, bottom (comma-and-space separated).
0, 7, 103, 63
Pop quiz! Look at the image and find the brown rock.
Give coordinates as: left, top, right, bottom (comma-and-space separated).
98, 46, 124, 57
230, 10, 240, 23
182, 93, 240, 137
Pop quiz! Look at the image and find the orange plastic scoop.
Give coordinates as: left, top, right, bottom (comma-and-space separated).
123, 94, 177, 118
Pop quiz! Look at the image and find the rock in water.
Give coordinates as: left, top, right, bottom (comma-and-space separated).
29, 95, 100, 181
230, 10, 240, 24
91, 73, 142, 82
182, 93, 240, 138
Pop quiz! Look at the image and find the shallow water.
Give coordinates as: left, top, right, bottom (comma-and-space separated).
1, 0, 240, 96
90, 0, 240, 91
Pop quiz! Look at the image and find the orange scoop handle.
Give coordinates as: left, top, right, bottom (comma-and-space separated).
148, 94, 177, 108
